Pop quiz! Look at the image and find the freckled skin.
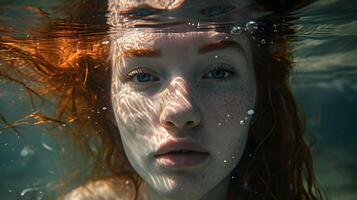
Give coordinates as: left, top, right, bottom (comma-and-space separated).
110, 31, 256, 200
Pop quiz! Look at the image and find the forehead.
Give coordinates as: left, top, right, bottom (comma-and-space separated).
111, 31, 251, 58
113, 31, 225, 48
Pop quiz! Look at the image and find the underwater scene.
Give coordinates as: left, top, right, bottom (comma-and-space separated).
0, 0, 356, 199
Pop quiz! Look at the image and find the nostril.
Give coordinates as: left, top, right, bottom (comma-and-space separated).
166, 121, 174, 127
186, 121, 194, 126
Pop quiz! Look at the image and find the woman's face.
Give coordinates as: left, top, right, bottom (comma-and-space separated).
110, 31, 257, 199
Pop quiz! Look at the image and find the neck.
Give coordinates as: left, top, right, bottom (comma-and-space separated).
144, 175, 231, 200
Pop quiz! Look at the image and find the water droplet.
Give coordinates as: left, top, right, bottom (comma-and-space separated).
42, 142, 54, 151
217, 151, 221, 154
97, 111, 100, 114
245, 21, 258, 33
223, 160, 227, 163
61, 124, 66, 127
20, 146, 35, 157
260, 39, 266, 45
125, 180, 130, 185
102, 40, 109, 45
214, 55, 218, 58
102, 106, 107, 110
230, 25, 244, 34
20, 187, 39, 196
4, 143, 8, 146
231, 176, 235, 179
226, 114, 230, 118
231, 156, 235, 159
244, 116, 248, 121
273, 24, 278, 32
247, 109, 255, 116
8, 189, 12, 193
240, 120, 245, 126
217, 122, 222, 126
180, 187, 184, 191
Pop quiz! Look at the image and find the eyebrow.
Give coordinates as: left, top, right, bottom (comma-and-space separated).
121, 40, 244, 58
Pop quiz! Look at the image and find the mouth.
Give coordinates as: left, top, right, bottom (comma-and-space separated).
154, 138, 210, 169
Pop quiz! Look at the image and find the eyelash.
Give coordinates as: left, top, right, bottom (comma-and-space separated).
122, 64, 236, 83
203, 64, 236, 82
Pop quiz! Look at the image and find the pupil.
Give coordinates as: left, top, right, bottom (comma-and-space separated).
138, 74, 150, 82
213, 70, 224, 79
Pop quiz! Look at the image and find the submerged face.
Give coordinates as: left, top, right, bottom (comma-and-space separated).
110, 30, 257, 199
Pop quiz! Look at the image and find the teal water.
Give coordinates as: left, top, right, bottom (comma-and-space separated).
1, 0, 357, 199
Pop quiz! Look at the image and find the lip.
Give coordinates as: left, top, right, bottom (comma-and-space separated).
154, 138, 209, 156
154, 138, 209, 169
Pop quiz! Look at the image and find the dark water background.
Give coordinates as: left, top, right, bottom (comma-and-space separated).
0, 0, 356, 199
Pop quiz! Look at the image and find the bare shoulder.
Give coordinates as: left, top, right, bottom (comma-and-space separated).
59, 177, 136, 200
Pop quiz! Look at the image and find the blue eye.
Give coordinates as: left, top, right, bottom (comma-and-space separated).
124, 68, 159, 83
133, 73, 156, 82
203, 64, 235, 81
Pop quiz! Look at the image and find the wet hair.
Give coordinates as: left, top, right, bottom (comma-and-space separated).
0, 0, 324, 199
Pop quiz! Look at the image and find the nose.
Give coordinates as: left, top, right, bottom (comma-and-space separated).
159, 77, 202, 131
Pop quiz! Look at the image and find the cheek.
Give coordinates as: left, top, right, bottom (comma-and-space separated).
198, 84, 255, 122
111, 74, 157, 130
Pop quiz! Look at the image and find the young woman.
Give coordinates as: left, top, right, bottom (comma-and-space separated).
0, 0, 324, 199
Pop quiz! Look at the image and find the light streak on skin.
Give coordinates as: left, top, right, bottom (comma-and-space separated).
110, 31, 257, 200
108, 2, 257, 198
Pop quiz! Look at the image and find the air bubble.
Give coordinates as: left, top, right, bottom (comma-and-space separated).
247, 109, 255, 116
245, 21, 258, 33
20, 146, 35, 157
230, 26, 244, 34
240, 120, 245, 126
273, 24, 278, 32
